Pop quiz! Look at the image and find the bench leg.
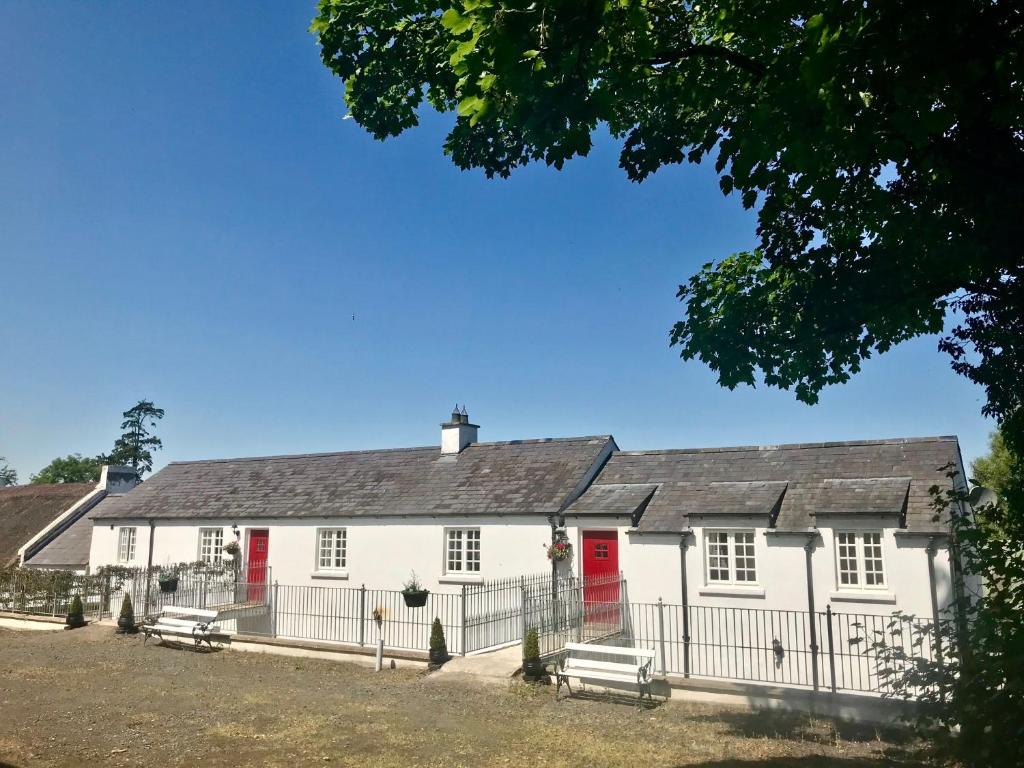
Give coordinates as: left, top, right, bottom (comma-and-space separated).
555, 675, 572, 701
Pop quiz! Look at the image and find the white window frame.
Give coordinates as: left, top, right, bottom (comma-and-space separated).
704, 529, 757, 585
834, 530, 886, 590
315, 527, 347, 571
117, 527, 136, 563
198, 527, 224, 565
444, 527, 481, 574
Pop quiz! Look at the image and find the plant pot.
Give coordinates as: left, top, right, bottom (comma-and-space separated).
158, 577, 179, 593
429, 647, 449, 666
65, 615, 86, 630
116, 616, 137, 634
402, 589, 429, 608
521, 658, 547, 682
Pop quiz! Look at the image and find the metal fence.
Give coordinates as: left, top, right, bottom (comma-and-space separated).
528, 596, 939, 696
0, 570, 102, 618
463, 572, 550, 652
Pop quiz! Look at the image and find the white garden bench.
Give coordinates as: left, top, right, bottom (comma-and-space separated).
141, 606, 227, 651
555, 642, 657, 707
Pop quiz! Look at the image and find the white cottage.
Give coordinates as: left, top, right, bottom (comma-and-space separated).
86, 409, 966, 629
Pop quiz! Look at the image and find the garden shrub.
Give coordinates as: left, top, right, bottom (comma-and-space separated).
429, 617, 447, 656
523, 628, 540, 661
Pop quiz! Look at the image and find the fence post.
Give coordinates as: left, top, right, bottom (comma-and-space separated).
657, 597, 667, 677
359, 584, 366, 647
460, 585, 467, 657
51, 584, 58, 616
201, 576, 207, 609
825, 605, 837, 693
271, 581, 279, 638
576, 578, 583, 642
520, 581, 527, 643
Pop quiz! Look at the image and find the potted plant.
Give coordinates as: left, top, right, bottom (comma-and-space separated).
157, 570, 179, 593
428, 617, 448, 668
522, 628, 546, 682
222, 540, 241, 562
401, 572, 429, 608
116, 593, 137, 634
65, 595, 86, 630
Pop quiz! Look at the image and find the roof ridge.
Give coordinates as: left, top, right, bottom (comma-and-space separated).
163, 435, 612, 467
615, 435, 958, 456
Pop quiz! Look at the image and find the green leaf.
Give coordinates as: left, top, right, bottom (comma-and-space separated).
440, 8, 473, 35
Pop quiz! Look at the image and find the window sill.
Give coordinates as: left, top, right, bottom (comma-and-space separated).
828, 590, 896, 604
311, 570, 350, 581
438, 575, 485, 585
697, 586, 766, 599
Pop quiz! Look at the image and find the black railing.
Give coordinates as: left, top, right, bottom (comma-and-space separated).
529, 597, 939, 696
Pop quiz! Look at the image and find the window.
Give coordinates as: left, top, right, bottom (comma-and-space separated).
117, 527, 136, 563
594, 542, 609, 560
705, 530, 757, 584
835, 531, 886, 589
317, 528, 347, 570
199, 528, 224, 565
446, 528, 481, 573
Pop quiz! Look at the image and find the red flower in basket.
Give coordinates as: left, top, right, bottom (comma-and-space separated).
545, 541, 573, 562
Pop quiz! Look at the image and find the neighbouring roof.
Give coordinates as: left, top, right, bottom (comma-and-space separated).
564, 437, 960, 533
91, 436, 615, 522
0, 483, 96, 566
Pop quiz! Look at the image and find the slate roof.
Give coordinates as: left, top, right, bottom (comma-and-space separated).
91, 437, 615, 521
23, 499, 105, 568
0, 483, 96, 566
564, 437, 960, 533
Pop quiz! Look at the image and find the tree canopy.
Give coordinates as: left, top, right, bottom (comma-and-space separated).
312, 0, 1023, 445
107, 400, 165, 479
972, 430, 1015, 500
0, 457, 16, 487
30, 454, 103, 485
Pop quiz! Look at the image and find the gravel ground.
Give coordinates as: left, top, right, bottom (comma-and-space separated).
0, 625, 925, 768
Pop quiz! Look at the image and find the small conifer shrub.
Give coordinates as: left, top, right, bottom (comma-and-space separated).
523, 628, 540, 661
117, 593, 137, 634
66, 594, 86, 629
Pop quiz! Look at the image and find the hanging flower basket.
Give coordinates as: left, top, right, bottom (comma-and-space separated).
545, 540, 573, 562
158, 573, 179, 593
401, 571, 429, 607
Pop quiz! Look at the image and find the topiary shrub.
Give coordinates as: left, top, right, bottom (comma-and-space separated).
428, 617, 448, 665
523, 628, 540, 661
65, 594, 86, 629
116, 593, 137, 634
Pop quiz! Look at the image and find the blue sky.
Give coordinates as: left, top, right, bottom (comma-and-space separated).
0, 2, 992, 481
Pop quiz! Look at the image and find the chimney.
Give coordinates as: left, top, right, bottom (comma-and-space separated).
441, 404, 478, 454
99, 465, 141, 494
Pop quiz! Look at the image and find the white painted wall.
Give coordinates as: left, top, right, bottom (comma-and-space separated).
562, 515, 953, 620
89, 516, 554, 593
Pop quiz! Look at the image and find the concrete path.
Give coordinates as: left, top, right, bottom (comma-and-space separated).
431, 644, 523, 684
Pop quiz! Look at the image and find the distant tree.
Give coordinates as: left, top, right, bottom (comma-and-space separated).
106, 400, 165, 479
0, 457, 16, 487
972, 430, 1014, 500
30, 454, 103, 485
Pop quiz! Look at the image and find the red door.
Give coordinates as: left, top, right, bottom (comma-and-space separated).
247, 530, 269, 602
581, 530, 620, 626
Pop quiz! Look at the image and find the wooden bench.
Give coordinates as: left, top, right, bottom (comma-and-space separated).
141, 606, 228, 651
555, 642, 657, 707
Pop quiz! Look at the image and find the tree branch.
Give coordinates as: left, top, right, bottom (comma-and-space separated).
651, 45, 767, 78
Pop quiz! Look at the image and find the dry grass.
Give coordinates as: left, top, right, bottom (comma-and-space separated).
0, 626, 924, 767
